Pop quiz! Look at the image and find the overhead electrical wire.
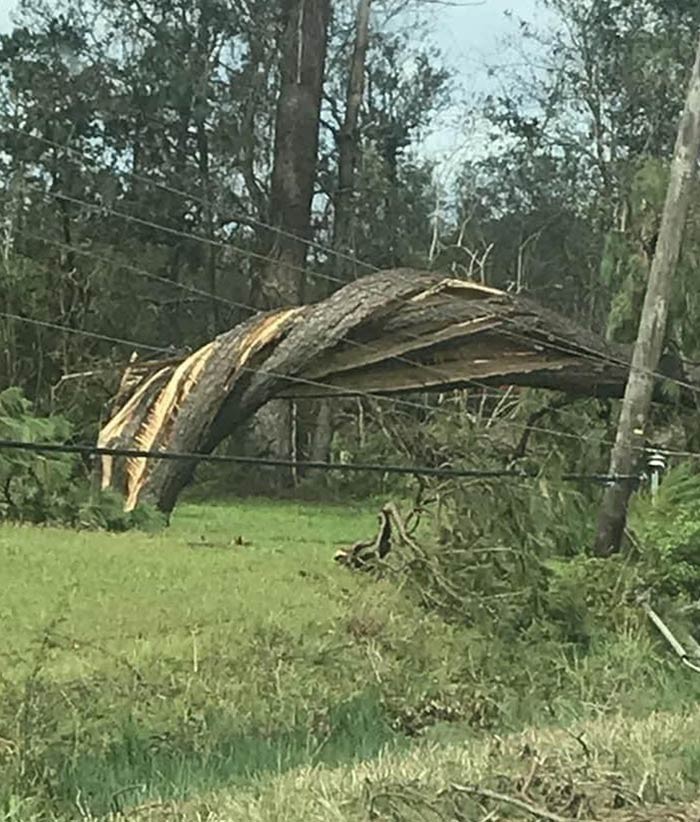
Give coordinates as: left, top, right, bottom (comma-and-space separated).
12, 125, 700, 398
2, 309, 503, 420
0, 265, 663, 461
17, 231, 251, 312
23, 174, 700, 406
14, 123, 699, 399
8, 127, 699, 459
0, 438, 643, 484
8, 126, 378, 275
3, 306, 684, 464
0, 311, 171, 354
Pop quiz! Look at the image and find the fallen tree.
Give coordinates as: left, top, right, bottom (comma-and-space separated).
97, 269, 700, 513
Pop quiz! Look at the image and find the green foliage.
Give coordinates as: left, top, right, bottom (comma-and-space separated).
76, 488, 167, 532
630, 464, 700, 600
0, 387, 76, 522
0, 387, 164, 530
603, 158, 678, 344
398, 470, 599, 638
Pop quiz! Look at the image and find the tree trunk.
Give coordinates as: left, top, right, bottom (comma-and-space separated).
312, 0, 372, 466
254, 0, 331, 484
593, 34, 700, 557
260, 0, 331, 305
333, 0, 372, 283
98, 270, 700, 515
309, 398, 334, 464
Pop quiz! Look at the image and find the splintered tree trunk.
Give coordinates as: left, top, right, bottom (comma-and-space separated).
593, 34, 700, 557
254, 0, 331, 482
312, 0, 373, 466
99, 269, 700, 517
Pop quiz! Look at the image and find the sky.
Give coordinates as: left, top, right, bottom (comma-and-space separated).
0, 0, 543, 81
0, 0, 11, 31
0, 0, 545, 177
416, 0, 547, 181
430, 0, 541, 80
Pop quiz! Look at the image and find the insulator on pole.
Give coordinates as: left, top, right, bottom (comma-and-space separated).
647, 449, 667, 498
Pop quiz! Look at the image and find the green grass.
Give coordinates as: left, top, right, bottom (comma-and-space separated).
129, 706, 700, 821
2, 497, 700, 821
0, 499, 466, 818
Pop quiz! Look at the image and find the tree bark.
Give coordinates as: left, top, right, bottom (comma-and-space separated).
98, 269, 700, 515
309, 398, 334, 464
254, 0, 331, 483
313, 0, 373, 466
593, 34, 700, 557
333, 0, 372, 283
260, 0, 331, 305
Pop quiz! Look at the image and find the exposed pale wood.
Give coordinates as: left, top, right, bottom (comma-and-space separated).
98, 268, 700, 514
303, 315, 502, 381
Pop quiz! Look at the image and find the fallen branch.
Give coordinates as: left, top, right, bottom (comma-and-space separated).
639, 595, 700, 674
384, 501, 423, 554
334, 500, 426, 568
511, 395, 577, 460
447, 783, 583, 822
334, 505, 392, 568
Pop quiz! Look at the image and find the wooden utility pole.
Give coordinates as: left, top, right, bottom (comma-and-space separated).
593, 34, 700, 557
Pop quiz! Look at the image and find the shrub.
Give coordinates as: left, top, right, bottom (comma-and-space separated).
0, 387, 164, 531
0, 387, 76, 523
629, 463, 700, 601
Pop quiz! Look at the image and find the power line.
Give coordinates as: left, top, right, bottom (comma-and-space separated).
9, 306, 693, 466
4, 204, 677, 457
17, 230, 514, 408
16, 126, 700, 401
0, 438, 642, 483
29, 180, 700, 408
12, 141, 665, 399
1, 309, 502, 420
10, 228, 530, 418
22, 219, 699, 411
9, 125, 379, 275
0, 311, 170, 354
500, 326, 700, 398
9, 187, 589, 415
3, 273, 691, 464
17, 231, 251, 313
13, 145, 698, 453
3, 307, 631, 456
30, 184, 332, 288
0, 308, 652, 465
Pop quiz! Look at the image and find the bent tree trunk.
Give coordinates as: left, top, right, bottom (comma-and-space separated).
98, 269, 700, 515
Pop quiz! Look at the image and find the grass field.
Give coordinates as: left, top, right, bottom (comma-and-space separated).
2, 497, 700, 821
